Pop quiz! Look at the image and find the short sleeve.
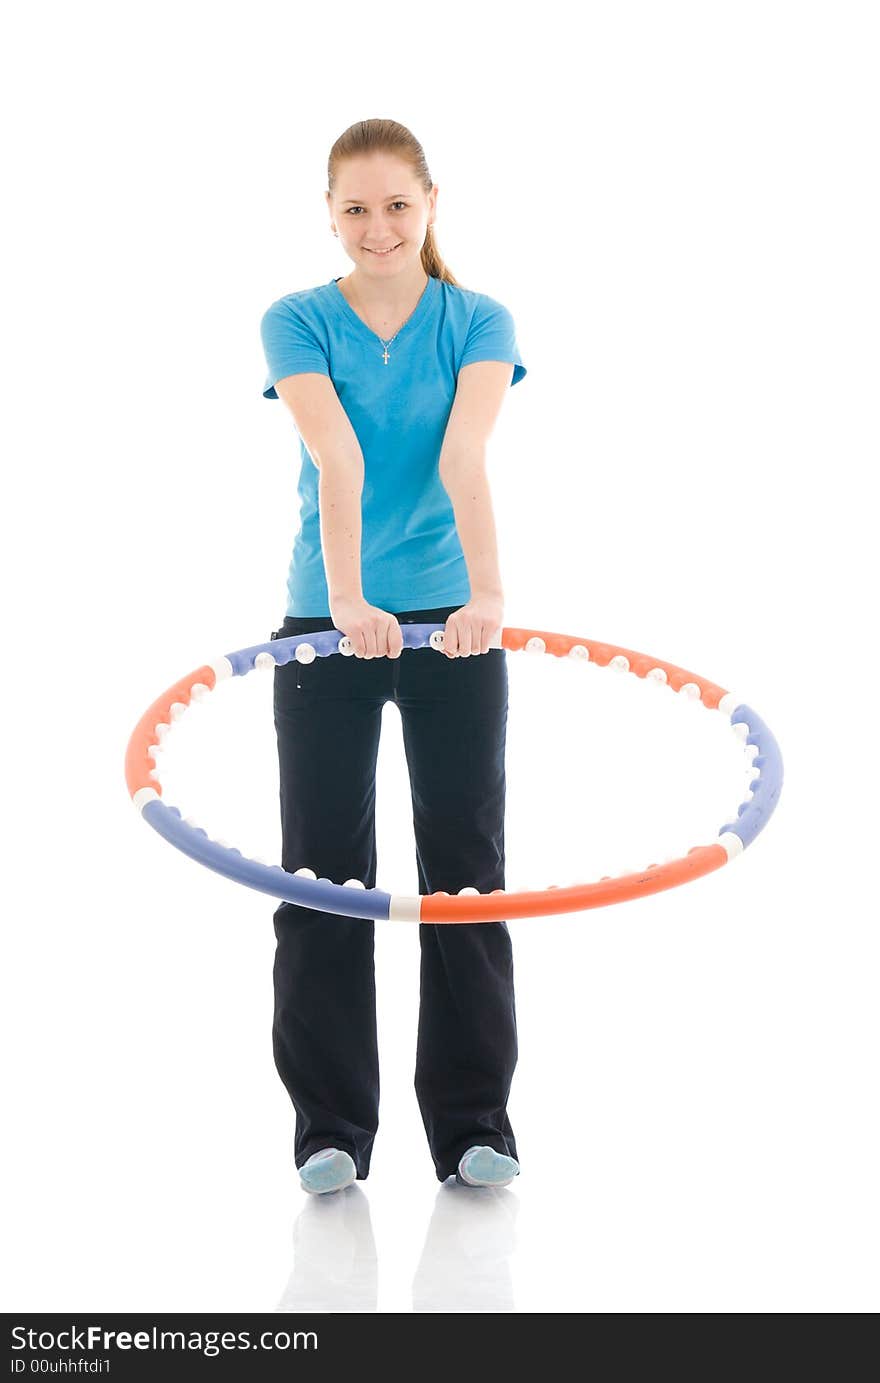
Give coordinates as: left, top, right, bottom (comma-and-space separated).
459, 295, 527, 386
260, 299, 330, 399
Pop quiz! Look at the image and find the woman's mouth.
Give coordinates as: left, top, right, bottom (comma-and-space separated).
366, 244, 401, 256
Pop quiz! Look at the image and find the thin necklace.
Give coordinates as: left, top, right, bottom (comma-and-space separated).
343, 276, 428, 364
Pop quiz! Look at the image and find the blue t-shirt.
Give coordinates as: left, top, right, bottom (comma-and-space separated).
260, 274, 527, 616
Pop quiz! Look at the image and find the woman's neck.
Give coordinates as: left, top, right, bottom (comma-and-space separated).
337, 265, 429, 332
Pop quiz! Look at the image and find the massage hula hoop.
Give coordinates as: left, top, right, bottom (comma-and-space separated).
125, 623, 782, 923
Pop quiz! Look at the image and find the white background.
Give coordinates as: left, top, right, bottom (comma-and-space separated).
2, 0, 878, 1313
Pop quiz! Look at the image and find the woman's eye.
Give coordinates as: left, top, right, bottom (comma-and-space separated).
346, 202, 408, 215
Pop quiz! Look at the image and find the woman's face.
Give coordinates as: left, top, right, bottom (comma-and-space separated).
327, 154, 436, 276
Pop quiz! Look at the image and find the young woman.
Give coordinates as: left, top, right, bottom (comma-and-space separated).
261, 119, 527, 1196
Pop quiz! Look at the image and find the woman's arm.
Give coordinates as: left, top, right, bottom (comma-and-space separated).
438, 360, 516, 654
273, 372, 400, 656
318, 452, 365, 605
273, 372, 366, 604
439, 461, 504, 600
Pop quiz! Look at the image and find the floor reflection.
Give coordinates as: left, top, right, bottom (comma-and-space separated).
276, 1184, 378, 1313
275, 1177, 518, 1313
412, 1178, 518, 1312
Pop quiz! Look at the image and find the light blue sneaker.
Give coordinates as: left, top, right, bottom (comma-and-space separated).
299, 1148, 357, 1196
456, 1145, 520, 1188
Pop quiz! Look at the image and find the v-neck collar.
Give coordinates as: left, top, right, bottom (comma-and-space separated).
328, 273, 436, 343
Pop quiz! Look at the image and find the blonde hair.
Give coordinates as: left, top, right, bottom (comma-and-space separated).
328, 119, 462, 287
